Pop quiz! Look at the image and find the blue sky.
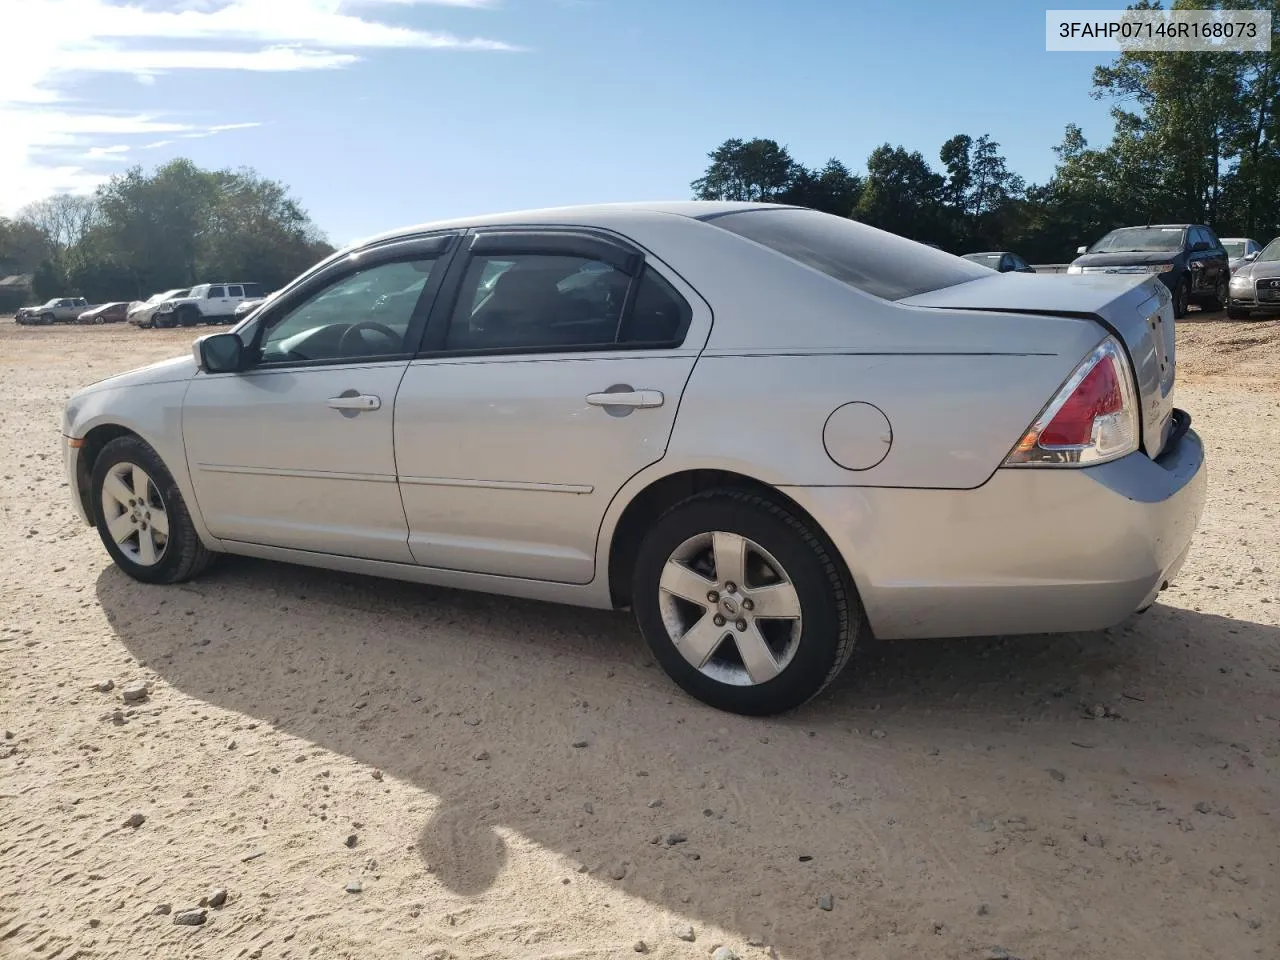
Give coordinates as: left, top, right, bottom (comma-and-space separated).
3, 0, 1127, 245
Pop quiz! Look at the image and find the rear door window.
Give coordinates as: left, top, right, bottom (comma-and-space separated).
703, 207, 990, 301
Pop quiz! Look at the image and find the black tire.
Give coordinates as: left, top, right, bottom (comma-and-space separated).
631, 488, 859, 715
1227, 306, 1249, 320
1171, 277, 1189, 319
178, 305, 200, 327
40, 312, 54, 325
91, 436, 215, 585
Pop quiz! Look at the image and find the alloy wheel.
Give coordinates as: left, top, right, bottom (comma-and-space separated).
100, 461, 170, 566
656, 531, 802, 686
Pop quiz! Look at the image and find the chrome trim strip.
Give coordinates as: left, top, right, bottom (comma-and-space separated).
196, 463, 397, 483
398, 476, 594, 494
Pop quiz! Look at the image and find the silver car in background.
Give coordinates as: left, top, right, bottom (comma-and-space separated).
1227, 236, 1280, 319
128, 288, 189, 328
61, 202, 1206, 715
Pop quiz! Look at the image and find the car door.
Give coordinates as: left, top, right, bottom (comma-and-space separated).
181, 233, 458, 561
226, 285, 244, 319
1199, 227, 1229, 291
393, 228, 711, 583
203, 285, 229, 319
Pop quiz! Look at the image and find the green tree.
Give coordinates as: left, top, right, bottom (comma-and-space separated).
853, 144, 947, 243
779, 158, 863, 216
690, 138, 800, 202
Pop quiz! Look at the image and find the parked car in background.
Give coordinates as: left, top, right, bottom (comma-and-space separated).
962, 251, 1036, 273
77, 302, 129, 325
1067, 224, 1229, 318
1220, 237, 1263, 273
128, 289, 190, 328
16, 297, 93, 325
152, 282, 265, 327
1226, 236, 1280, 320
232, 289, 277, 320
60, 201, 1204, 716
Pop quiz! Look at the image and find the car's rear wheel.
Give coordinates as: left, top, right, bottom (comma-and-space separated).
631, 488, 859, 715
91, 436, 215, 584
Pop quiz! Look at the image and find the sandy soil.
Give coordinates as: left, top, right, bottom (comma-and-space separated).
1, 314, 1277, 960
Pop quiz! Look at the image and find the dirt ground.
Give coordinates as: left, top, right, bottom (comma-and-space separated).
1, 312, 1277, 960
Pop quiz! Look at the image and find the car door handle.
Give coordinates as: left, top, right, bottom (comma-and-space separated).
327, 394, 381, 411
586, 389, 664, 409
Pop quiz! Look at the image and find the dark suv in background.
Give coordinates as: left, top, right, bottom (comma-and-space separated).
1067, 224, 1229, 318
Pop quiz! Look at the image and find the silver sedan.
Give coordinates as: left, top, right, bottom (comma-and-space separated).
61, 202, 1206, 715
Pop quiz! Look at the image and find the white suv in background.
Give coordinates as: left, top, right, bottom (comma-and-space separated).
152, 282, 266, 327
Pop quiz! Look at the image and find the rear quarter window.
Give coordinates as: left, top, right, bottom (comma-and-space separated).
703, 207, 990, 301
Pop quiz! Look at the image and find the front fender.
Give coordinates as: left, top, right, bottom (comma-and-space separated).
64, 381, 223, 551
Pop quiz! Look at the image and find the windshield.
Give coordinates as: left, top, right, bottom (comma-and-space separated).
705, 208, 990, 300
1258, 238, 1280, 262
962, 253, 1003, 269
41, 299, 59, 307
1089, 226, 1185, 253
1221, 240, 1247, 258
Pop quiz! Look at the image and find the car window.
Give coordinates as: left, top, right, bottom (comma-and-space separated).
241, 283, 264, 298
227, 285, 243, 298
258, 257, 437, 364
1088, 226, 1185, 253
1201, 227, 1223, 249
620, 267, 692, 344
207, 286, 225, 298
444, 253, 632, 352
704, 208, 990, 301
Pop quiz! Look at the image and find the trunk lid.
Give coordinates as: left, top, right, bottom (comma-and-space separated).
900, 272, 1176, 459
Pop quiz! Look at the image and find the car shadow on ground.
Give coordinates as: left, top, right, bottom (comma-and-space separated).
95, 556, 1279, 957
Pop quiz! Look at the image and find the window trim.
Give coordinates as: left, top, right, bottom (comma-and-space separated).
416, 228, 692, 359
239, 232, 461, 371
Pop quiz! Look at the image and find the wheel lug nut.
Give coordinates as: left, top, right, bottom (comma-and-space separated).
725, 582, 737, 593
707, 591, 719, 603
713, 615, 725, 627
735, 619, 748, 631
742, 599, 754, 611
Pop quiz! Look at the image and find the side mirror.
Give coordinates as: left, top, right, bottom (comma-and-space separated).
194, 332, 245, 373
1076, 245, 1088, 254
1243, 251, 1259, 262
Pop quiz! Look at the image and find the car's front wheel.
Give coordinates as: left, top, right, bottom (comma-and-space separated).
91, 436, 215, 584
1171, 276, 1190, 318
631, 488, 859, 715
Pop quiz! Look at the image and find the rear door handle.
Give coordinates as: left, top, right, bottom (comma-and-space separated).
586, 389, 664, 409
327, 394, 381, 411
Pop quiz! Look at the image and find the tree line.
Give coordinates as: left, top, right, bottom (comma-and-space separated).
0, 159, 334, 311
691, 0, 1280, 261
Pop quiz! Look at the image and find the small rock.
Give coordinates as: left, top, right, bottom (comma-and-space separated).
110, 709, 125, 725
1048, 768, 1067, 782
747, 935, 766, 946
977, 902, 990, 916
712, 948, 739, 960
95, 679, 115, 693
665, 831, 687, 845
647, 799, 663, 808
345, 834, 358, 848
609, 863, 627, 880
798, 854, 813, 862
473, 750, 489, 761
673, 923, 695, 942
172, 908, 206, 926
583, 802, 594, 815
123, 813, 145, 829
207, 888, 227, 908
1083, 832, 1106, 848
817, 893, 834, 911
933, 920, 945, 934
869, 728, 886, 739
88, 918, 100, 928
371, 770, 384, 781
572, 739, 589, 749
151, 904, 172, 916
121, 682, 148, 703
226, 740, 236, 751
1194, 801, 1213, 815
345, 880, 363, 894
633, 940, 648, 953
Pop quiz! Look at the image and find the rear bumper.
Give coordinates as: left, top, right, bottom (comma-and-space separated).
782, 415, 1207, 640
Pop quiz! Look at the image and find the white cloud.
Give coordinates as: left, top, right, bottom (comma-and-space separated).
0, 0, 520, 215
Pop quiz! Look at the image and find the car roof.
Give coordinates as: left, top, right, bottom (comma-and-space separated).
347, 201, 780, 250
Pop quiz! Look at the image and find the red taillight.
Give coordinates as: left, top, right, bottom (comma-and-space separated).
1005, 337, 1139, 467
1038, 357, 1124, 446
